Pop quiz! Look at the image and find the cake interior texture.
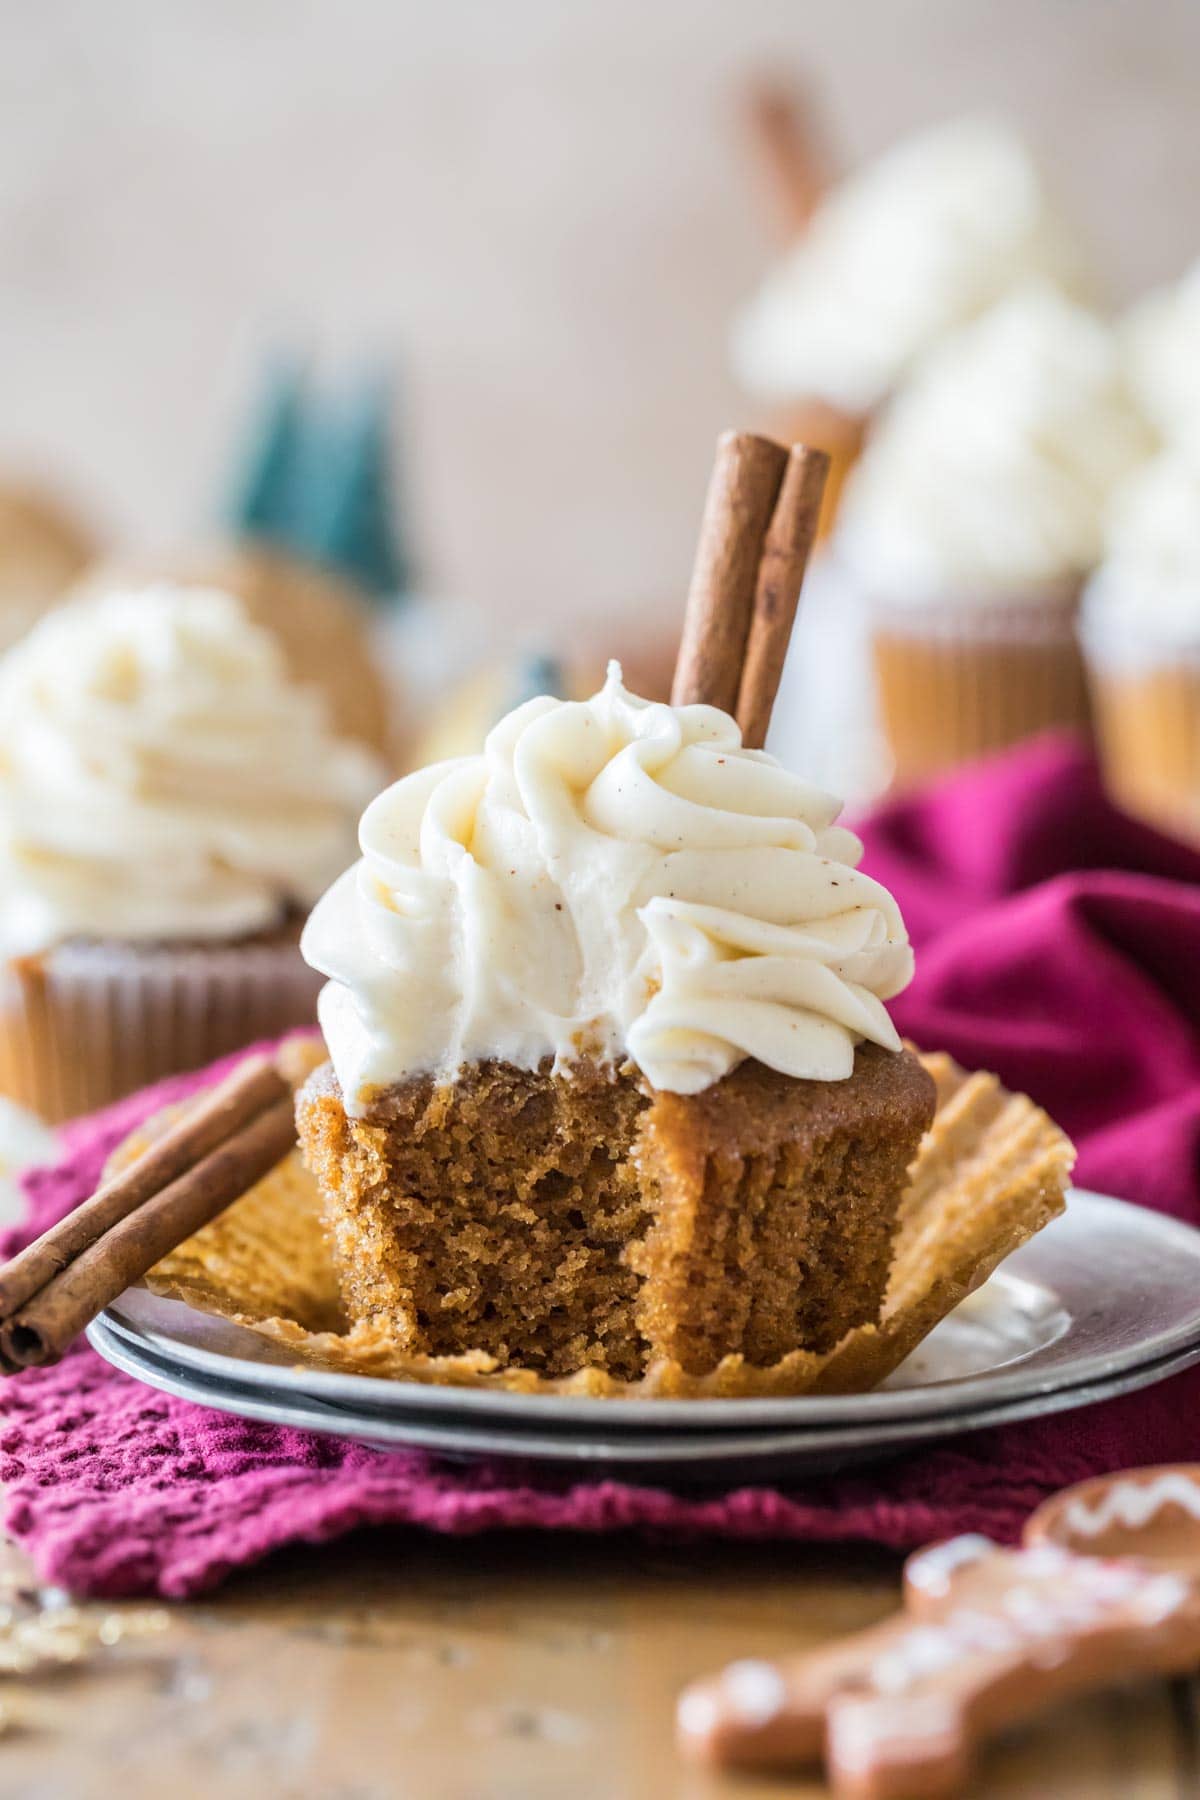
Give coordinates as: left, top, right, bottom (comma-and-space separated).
297, 1044, 936, 1381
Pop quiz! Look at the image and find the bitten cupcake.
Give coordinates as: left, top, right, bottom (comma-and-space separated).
298, 665, 933, 1383
0, 583, 382, 1121
833, 285, 1154, 787
1082, 449, 1200, 842
731, 116, 1085, 534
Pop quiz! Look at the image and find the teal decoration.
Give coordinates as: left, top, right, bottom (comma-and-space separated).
504, 652, 566, 716
308, 375, 407, 598
227, 355, 308, 544
225, 358, 411, 602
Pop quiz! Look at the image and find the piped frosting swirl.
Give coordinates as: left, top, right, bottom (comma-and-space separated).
0, 584, 383, 954
303, 664, 914, 1107
732, 115, 1086, 415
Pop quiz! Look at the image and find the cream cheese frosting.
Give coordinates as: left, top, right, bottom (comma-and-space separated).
0, 584, 384, 955
1123, 260, 1200, 449
1082, 448, 1200, 655
835, 285, 1155, 607
303, 664, 914, 1107
731, 115, 1085, 416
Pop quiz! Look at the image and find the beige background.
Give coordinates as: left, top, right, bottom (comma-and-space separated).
2, 0, 1198, 646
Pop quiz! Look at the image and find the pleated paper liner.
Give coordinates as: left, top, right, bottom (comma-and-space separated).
870, 590, 1091, 790
1085, 651, 1200, 847
104, 1048, 1075, 1400
0, 936, 323, 1125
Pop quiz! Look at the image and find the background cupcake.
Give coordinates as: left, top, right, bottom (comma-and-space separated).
76, 542, 396, 767
1121, 258, 1200, 452
0, 583, 382, 1121
1082, 448, 1200, 842
731, 114, 1086, 534
832, 284, 1155, 788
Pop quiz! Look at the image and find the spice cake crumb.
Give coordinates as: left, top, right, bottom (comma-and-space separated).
297, 1045, 935, 1381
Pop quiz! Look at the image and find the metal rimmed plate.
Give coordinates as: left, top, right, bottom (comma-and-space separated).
92, 1193, 1200, 1441
86, 1189, 1200, 1482
86, 1317, 1200, 1483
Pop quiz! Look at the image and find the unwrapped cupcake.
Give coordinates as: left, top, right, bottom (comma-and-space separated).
731, 116, 1085, 533
1082, 448, 1200, 842
298, 664, 934, 1382
0, 583, 383, 1121
833, 284, 1155, 786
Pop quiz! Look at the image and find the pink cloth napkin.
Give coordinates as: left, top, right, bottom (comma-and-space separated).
3, 734, 1200, 1599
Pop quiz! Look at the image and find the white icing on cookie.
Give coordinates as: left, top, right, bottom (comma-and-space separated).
829, 1691, 963, 1775
675, 1689, 720, 1739
1062, 1474, 1200, 1541
906, 1535, 995, 1598
720, 1660, 789, 1724
872, 1550, 1191, 1695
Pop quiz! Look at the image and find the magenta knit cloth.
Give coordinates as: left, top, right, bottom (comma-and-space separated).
4, 736, 1200, 1599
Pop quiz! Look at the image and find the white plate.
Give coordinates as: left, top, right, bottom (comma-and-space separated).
86, 1180, 1200, 1476
87, 1189, 1200, 1481
93, 1192, 1200, 1433
85, 1312, 1200, 1482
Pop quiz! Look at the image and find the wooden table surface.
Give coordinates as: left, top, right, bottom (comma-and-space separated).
3, 1529, 1197, 1800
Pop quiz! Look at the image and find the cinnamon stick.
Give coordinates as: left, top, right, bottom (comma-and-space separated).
0, 1095, 297, 1371
0, 1053, 289, 1324
741, 78, 829, 241
672, 432, 788, 714
735, 444, 830, 749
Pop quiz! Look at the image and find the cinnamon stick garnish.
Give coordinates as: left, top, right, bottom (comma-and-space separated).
735, 444, 830, 749
741, 78, 829, 241
0, 1094, 297, 1371
671, 432, 788, 714
0, 1053, 288, 1324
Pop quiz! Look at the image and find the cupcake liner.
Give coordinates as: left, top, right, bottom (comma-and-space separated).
869, 591, 1091, 788
124, 1050, 1075, 1400
0, 938, 323, 1125
1083, 637, 1200, 844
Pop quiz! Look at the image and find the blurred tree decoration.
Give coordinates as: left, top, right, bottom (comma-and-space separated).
226, 357, 409, 600
507, 652, 566, 710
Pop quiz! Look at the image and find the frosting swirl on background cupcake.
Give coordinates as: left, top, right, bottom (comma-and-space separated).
0, 585, 383, 955
1122, 260, 1200, 451
1082, 448, 1200, 656
835, 285, 1155, 607
303, 665, 914, 1105
731, 116, 1085, 416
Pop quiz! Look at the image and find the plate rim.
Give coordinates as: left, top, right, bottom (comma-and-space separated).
96, 1189, 1200, 1432
85, 1311, 1200, 1474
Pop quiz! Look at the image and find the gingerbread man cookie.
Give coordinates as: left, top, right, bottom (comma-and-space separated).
677, 1533, 1200, 1798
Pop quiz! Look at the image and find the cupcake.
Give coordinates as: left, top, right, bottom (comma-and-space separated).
0, 481, 96, 655
731, 116, 1086, 534
77, 542, 395, 765
834, 285, 1155, 787
1122, 258, 1200, 451
0, 584, 382, 1121
297, 665, 933, 1382
1082, 449, 1200, 841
